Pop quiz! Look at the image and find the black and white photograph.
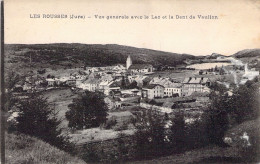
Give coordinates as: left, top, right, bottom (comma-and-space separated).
1, 0, 260, 163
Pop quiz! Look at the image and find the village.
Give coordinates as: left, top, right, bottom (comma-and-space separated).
10, 54, 259, 144
4, 45, 260, 164
13, 56, 214, 110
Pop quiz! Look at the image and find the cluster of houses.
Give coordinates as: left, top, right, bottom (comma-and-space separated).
14, 55, 212, 112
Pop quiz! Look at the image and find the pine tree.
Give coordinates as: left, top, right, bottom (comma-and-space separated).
133, 109, 166, 159
206, 90, 230, 146
169, 110, 186, 152
14, 93, 72, 152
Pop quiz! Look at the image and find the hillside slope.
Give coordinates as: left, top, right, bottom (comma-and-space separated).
129, 145, 240, 164
4, 43, 195, 70
5, 132, 86, 164
232, 49, 260, 58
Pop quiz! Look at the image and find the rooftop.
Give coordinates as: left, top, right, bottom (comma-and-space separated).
183, 77, 210, 84
143, 84, 164, 89
129, 64, 153, 70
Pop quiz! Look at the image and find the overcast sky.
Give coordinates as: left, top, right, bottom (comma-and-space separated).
4, 0, 260, 56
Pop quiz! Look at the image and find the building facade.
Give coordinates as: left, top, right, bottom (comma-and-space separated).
182, 77, 211, 96
142, 84, 165, 99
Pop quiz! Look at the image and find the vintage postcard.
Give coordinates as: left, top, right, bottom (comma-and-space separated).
1, 0, 260, 163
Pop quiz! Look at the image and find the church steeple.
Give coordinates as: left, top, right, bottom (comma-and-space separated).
126, 55, 132, 69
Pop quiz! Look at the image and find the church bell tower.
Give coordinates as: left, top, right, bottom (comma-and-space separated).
126, 55, 132, 70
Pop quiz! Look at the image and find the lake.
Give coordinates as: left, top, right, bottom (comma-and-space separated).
186, 62, 232, 70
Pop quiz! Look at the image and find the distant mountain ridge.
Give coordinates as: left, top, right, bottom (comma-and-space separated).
4, 44, 260, 70
232, 49, 260, 58
4, 43, 196, 68
202, 49, 260, 59
205, 53, 226, 59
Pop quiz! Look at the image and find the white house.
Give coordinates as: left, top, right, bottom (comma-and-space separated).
128, 64, 154, 74
46, 78, 55, 86
142, 84, 165, 99
164, 83, 183, 97
79, 78, 100, 91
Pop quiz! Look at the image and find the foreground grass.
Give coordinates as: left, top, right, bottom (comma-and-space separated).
5, 132, 86, 164
129, 144, 241, 164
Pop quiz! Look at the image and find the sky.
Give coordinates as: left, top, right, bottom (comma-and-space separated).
4, 0, 260, 56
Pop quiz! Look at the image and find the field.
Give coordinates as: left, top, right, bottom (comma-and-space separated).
42, 88, 136, 143
43, 88, 77, 130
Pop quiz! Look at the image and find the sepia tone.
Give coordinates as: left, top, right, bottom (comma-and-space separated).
2, 0, 260, 163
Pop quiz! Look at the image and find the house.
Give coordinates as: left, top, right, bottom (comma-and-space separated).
46, 78, 61, 87
164, 83, 183, 97
182, 77, 211, 96
142, 84, 165, 99
34, 75, 45, 85
99, 80, 112, 92
121, 89, 141, 96
149, 77, 183, 97
99, 74, 114, 82
23, 81, 33, 91
79, 78, 100, 91
149, 77, 171, 85
128, 75, 138, 83
66, 79, 76, 87
104, 81, 121, 95
141, 76, 153, 87
104, 97, 122, 110
112, 64, 126, 71
128, 75, 147, 83
128, 64, 154, 74
46, 78, 55, 86
70, 71, 86, 80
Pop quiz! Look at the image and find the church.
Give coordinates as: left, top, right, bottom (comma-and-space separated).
126, 55, 154, 74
